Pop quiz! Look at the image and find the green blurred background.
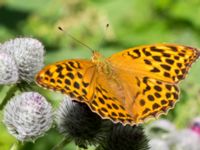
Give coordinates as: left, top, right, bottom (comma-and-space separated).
0, 0, 200, 149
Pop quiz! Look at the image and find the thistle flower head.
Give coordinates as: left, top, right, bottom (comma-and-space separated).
56, 96, 111, 148
102, 124, 149, 150
149, 139, 169, 150
3, 92, 53, 142
168, 129, 200, 150
0, 38, 45, 82
0, 51, 19, 84
146, 119, 176, 139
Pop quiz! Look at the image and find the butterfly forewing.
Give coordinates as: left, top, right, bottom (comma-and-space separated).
109, 44, 200, 83
36, 59, 96, 102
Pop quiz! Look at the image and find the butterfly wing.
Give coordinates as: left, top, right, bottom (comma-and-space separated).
106, 44, 200, 124
88, 70, 135, 125
36, 59, 135, 125
87, 67, 180, 125
36, 59, 96, 102
111, 70, 180, 124
109, 44, 200, 83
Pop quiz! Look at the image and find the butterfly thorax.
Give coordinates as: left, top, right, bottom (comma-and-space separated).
91, 51, 125, 102
91, 51, 113, 76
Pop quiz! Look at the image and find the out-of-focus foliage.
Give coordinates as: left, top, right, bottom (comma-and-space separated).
0, 0, 200, 149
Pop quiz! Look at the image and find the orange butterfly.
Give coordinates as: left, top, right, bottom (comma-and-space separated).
36, 44, 200, 125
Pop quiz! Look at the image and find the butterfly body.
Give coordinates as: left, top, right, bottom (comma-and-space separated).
36, 44, 200, 125
91, 51, 113, 76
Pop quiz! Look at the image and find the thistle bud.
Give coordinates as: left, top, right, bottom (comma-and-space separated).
0, 38, 45, 82
0, 51, 19, 84
3, 92, 53, 142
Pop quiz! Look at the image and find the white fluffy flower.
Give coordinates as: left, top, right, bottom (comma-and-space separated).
168, 129, 200, 150
0, 51, 19, 84
146, 119, 176, 139
0, 38, 45, 82
3, 92, 53, 141
149, 139, 169, 150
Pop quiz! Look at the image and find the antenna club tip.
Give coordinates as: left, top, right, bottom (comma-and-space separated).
58, 26, 63, 31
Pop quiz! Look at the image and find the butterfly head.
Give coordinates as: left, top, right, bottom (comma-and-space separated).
91, 51, 104, 64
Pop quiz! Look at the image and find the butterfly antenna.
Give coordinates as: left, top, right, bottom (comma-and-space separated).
58, 27, 94, 53
106, 23, 109, 28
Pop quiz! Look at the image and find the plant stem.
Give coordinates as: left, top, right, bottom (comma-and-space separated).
10, 141, 21, 150
0, 86, 3, 91
0, 85, 18, 110
51, 137, 72, 150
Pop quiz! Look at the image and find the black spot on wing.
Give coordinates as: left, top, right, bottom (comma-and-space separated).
152, 56, 162, 62
150, 67, 160, 73
56, 65, 63, 72
167, 46, 178, 52
152, 103, 160, 110
150, 46, 164, 52
67, 73, 74, 79
165, 59, 174, 65
160, 64, 171, 71
142, 48, 151, 56
144, 59, 152, 65
45, 70, 52, 77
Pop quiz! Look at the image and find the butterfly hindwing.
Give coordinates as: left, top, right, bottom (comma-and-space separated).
112, 70, 180, 124
89, 83, 134, 125
88, 71, 135, 125
133, 78, 179, 123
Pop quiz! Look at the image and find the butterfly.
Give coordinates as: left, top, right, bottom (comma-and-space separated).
35, 44, 200, 125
